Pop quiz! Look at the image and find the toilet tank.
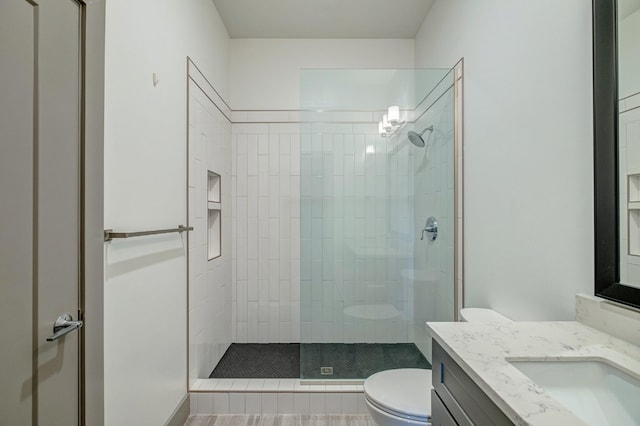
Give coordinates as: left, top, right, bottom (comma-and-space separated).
459, 308, 511, 323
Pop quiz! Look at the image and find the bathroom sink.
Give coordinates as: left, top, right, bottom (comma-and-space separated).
510, 360, 640, 425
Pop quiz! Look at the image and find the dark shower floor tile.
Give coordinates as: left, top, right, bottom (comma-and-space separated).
210, 343, 430, 379
210, 343, 300, 378
300, 343, 430, 379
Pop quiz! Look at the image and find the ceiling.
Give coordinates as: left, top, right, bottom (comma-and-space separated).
211, 0, 436, 39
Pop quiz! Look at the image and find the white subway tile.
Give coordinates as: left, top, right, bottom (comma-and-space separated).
279, 134, 291, 154
309, 393, 326, 414
277, 393, 294, 414
254, 134, 267, 154
279, 321, 291, 343
237, 134, 248, 155
261, 393, 278, 414
269, 123, 299, 134
293, 393, 310, 414
290, 141, 300, 175
236, 322, 247, 343
262, 379, 280, 392
229, 393, 245, 413
341, 394, 361, 414
245, 393, 262, 413
325, 393, 343, 414
247, 379, 265, 391
236, 281, 247, 322
258, 157, 269, 189
269, 261, 280, 300
197, 380, 217, 392
279, 297, 291, 321
290, 317, 300, 342
269, 318, 280, 342
258, 322, 269, 343
356, 394, 367, 414
248, 308, 258, 342
196, 393, 214, 414
269, 302, 280, 336
248, 259, 258, 297
276, 379, 295, 391
190, 393, 198, 414
231, 379, 249, 391
212, 393, 229, 414
247, 157, 259, 184
280, 172, 290, 195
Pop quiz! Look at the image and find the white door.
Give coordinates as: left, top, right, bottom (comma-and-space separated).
0, 0, 85, 424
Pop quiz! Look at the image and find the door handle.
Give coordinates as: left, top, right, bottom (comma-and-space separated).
46, 313, 83, 342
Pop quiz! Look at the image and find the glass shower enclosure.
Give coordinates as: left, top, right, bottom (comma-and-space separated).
298, 68, 458, 379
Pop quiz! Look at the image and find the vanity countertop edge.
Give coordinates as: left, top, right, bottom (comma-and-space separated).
427, 321, 640, 426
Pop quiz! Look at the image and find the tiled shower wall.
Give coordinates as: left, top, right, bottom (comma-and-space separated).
299, 125, 416, 343
412, 85, 456, 359
231, 123, 302, 343
232, 120, 417, 344
188, 77, 232, 385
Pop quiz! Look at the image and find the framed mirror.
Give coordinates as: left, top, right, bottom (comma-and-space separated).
593, 0, 640, 309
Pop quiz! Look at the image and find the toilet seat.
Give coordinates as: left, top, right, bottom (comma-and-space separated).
364, 369, 432, 422
459, 308, 511, 323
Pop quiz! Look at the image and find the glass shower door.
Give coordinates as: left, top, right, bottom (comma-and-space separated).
298, 68, 456, 380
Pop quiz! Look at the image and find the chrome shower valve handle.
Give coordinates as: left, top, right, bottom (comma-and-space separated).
421, 216, 438, 241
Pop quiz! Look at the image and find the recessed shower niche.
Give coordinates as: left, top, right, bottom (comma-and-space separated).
208, 170, 221, 203
208, 171, 221, 260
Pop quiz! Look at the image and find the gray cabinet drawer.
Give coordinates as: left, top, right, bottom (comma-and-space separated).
431, 389, 457, 426
432, 339, 513, 426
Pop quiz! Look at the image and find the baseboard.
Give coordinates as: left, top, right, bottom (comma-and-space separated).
164, 394, 190, 426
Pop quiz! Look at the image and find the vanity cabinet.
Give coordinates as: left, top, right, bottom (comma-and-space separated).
431, 339, 513, 426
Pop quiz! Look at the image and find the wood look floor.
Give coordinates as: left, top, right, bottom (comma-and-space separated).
184, 414, 376, 426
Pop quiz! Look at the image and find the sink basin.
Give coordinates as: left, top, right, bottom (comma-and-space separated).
510, 360, 640, 426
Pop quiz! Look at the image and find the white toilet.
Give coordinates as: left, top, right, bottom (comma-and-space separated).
363, 308, 511, 425
458, 307, 512, 323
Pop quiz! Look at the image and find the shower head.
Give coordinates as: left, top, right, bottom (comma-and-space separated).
407, 125, 434, 148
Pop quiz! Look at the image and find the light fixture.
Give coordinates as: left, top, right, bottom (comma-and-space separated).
378, 105, 405, 137
378, 121, 387, 137
387, 105, 400, 125
382, 114, 392, 131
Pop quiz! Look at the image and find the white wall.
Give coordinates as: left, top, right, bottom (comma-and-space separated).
104, 0, 229, 424
230, 39, 415, 110
415, 0, 594, 320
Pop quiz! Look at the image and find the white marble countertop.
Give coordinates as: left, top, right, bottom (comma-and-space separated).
427, 321, 640, 425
